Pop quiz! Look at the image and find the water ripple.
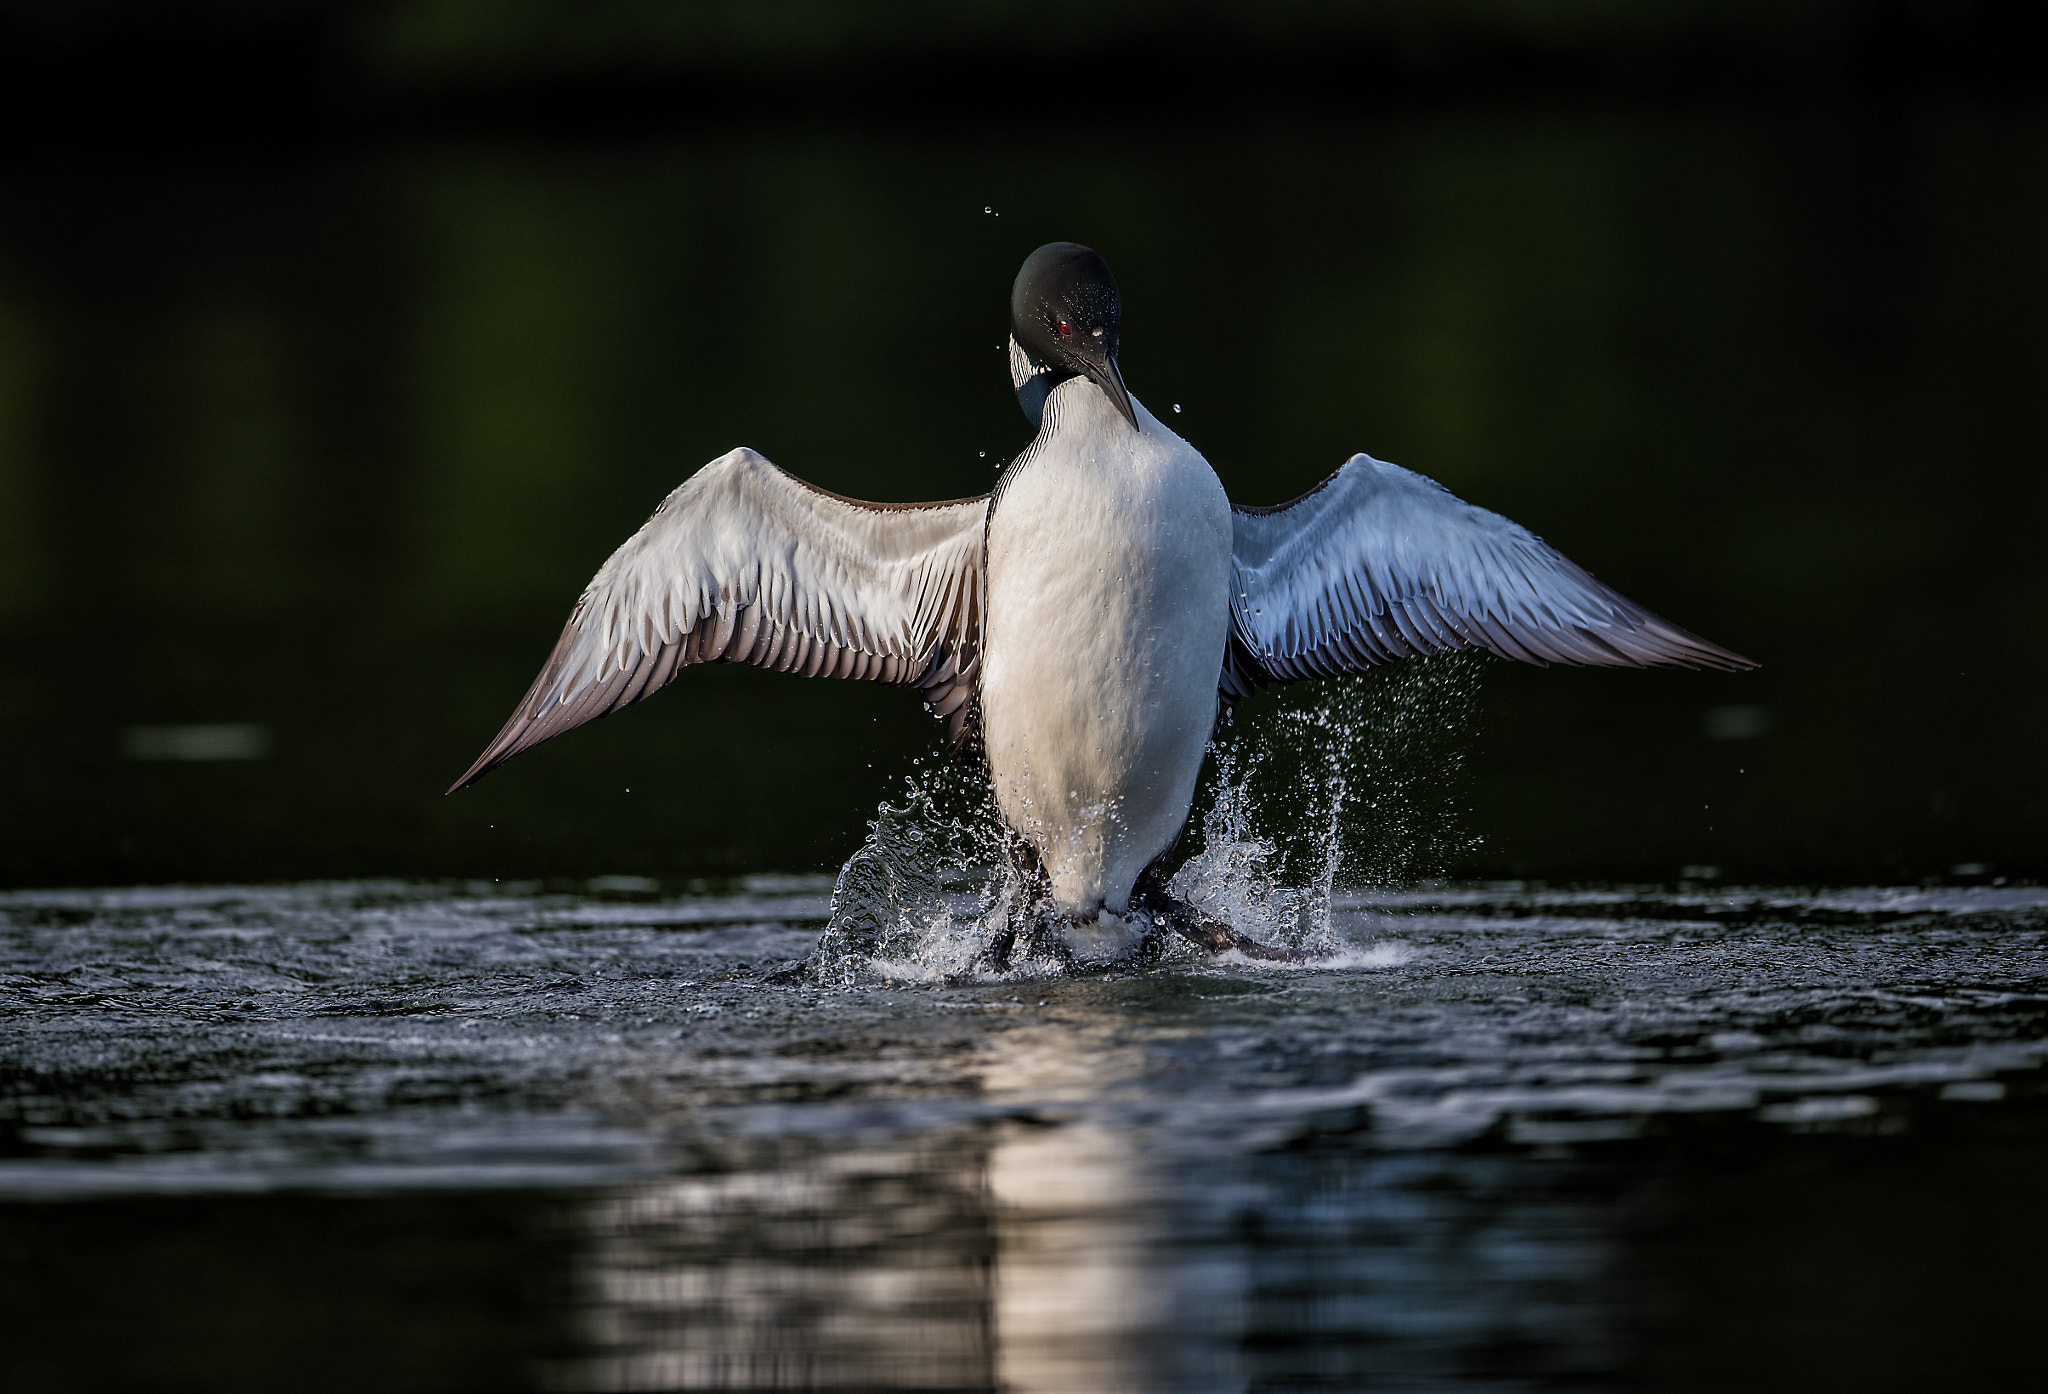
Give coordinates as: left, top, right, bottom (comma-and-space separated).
0, 880, 2039, 1195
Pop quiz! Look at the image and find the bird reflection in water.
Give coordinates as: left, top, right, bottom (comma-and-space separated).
543, 1135, 999, 1391
540, 1116, 1623, 1392
543, 1017, 1245, 1392
539, 1005, 1621, 1392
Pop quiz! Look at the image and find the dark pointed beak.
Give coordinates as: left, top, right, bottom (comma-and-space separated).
1083, 351, 1140, 432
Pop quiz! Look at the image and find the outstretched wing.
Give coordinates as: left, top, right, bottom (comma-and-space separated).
450, 448, 989, 792
1225, 453, 1753, 700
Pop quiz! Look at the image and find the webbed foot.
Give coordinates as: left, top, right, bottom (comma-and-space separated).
1132, 869, 1307, 963
970, 850, 1080, 976
972, 919, 1077, 976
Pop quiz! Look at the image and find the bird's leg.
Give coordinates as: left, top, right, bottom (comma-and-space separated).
1131, 866, 1306, 963
978, 924, 1017, 975
973, 839, 1075, 974
1018, 916, 1078, 970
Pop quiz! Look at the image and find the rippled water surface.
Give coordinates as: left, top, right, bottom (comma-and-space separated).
3, 878, 2043, 1390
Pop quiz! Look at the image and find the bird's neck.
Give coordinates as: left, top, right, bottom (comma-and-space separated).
1035, 374, 1144, 446
1008, 334, 1082, 431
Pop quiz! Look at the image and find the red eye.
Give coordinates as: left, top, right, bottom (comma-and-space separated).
1058, 320, 1071, 336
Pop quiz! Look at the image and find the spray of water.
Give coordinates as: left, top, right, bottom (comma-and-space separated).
808, 653, 1487, 983
1172, 651, 1489, 953
804, 754, 1005, 987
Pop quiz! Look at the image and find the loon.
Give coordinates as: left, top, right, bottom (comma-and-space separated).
449, 242, 1753, 966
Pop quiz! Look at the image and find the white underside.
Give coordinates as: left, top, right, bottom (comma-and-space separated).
981, 379, 1233, 918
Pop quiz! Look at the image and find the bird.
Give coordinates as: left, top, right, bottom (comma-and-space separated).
449, 241, 1754, 967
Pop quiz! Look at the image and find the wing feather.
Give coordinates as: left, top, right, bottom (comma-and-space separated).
450, 447, 989, 792
1229, 453, 1753, 697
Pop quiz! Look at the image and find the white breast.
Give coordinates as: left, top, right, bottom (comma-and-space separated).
980, 379, 1234, 917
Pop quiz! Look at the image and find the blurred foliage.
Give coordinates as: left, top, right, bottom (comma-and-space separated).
362, 0, 1877, 73
1, 1, 2038, 138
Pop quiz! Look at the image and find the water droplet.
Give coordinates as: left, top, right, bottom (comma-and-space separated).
1172, 403, 1182, 413
984, 206, 991, 213
979, 451, 985, 457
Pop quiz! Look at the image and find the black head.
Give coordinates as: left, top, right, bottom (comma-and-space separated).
1009, 242, 1138, 431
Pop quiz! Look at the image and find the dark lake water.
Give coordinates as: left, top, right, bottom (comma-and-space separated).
3, 876, 2043, 1389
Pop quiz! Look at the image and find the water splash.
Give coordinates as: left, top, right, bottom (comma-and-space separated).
807, 758, 1011, 986
812, 654, 1488, 981
1180, 652, 1487, 913
1164, 744, 1308, 948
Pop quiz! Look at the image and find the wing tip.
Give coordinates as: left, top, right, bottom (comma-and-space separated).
445, 705, 554, 795
445, 760, 492, 796
1619, 641, 1760, 674
1640, 621, 1759, 673
445, 733, 518, 795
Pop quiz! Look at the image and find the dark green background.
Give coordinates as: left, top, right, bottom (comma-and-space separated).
1, 1, 2043, 887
